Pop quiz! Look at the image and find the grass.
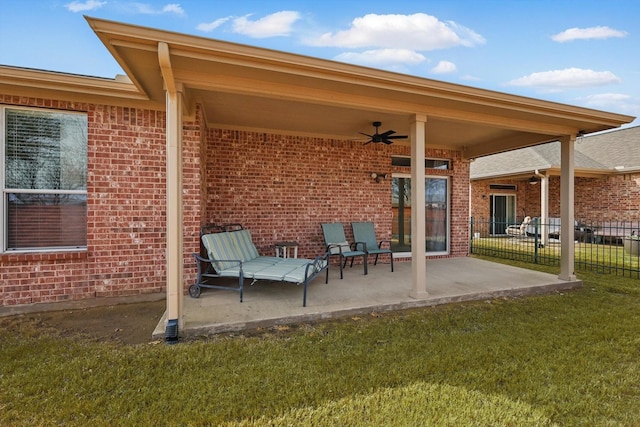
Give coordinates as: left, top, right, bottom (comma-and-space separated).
2, 259, 640, 426
472, 237, 640, 276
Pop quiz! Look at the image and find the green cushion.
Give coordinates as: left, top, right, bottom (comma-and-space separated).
284, 260, 327, 283
222, 262, 271, 279
231, 229, 260, 261
201, 232, 240, 271
283, 266, 309, 284
278, 258, 312, 267
253, 264, 299, 281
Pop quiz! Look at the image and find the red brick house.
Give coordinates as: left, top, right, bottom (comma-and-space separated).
470, 125, 640, 236
0, 17, 633, 331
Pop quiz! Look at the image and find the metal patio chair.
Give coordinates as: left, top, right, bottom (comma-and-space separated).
506, 216, 531, 237
351, 221, 394, 272
321, 222, 367, 279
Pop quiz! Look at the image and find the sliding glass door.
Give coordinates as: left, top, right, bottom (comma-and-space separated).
490, 194, 516, 235
391, 176, 449, 255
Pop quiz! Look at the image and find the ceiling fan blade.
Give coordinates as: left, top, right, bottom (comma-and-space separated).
359, 123, 406, 146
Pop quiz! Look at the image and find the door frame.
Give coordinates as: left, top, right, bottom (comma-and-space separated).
391, 173, 450, 257
489, 193, 516, 235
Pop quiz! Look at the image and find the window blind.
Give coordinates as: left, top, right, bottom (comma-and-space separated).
3, 108, 87, 250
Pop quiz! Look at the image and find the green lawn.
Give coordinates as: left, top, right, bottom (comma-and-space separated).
2, 259, 640, 426
472, 237, 640, 276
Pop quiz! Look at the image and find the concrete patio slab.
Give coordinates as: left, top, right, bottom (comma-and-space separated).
152, 257, 581, 340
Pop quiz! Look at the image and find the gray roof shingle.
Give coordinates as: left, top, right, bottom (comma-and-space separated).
470, 125, 640, 179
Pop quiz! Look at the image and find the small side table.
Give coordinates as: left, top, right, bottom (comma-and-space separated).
274, 241, 299, 258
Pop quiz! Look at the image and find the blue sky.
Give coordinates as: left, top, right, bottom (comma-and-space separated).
1, 0, 638, 126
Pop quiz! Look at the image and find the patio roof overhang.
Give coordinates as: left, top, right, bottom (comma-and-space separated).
81, 17, 634, 337
85, 16, 634, 160
471, 166, 617, 181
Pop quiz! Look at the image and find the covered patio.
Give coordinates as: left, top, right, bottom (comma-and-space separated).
85, 17, 632, 340
152, 257, 579, 339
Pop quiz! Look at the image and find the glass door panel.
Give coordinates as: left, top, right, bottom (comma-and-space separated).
426, 178, 447, 252
392, 176, 449, 254
391, 177, 411, 252
490, 195, 515, 235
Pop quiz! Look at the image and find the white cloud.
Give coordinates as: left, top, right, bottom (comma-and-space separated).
197, 17, 231, 32
334, 49, 426, 67
445, 21, 486, 47
311, 13, 485, 50
65, 0, 106, 12
581, 93, 638, 116
584, 93, 631, 105
552, 26, 627, 42
162, 4, 185, 15
130, 2, 185, 15
431, 60, 457, 74
232, 11, 301, 38
507, 68, 621, 91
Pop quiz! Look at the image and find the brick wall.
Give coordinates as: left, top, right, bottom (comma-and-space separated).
0, 95, 205, 306
471, 178, 530, 221
570, 175, 640, 222
471, 174, 640, 225
204, 130, 469, 259
1, 94, 470, 307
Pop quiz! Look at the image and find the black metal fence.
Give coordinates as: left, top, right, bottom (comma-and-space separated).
470, 217, 640, 278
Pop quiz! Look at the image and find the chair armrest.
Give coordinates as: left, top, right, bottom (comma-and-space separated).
378, 240, 392, 249
191, 252, 243, 273
303, 252, 330, 279
192, 252, 208, 262
327, 243, 344, 254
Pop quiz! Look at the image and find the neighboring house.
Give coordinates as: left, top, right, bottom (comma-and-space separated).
0, 18, 633, 329
470, 125, 640, 234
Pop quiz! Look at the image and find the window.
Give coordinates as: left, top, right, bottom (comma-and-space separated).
1, 106, 87, 251
391, 156, 451, 170
489, 184, 517, 190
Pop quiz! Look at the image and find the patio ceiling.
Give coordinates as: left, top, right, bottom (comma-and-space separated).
86, 16, 634, 159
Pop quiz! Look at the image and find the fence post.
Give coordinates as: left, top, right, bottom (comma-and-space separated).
534, 218, 539, 264
469, 217, 474, 254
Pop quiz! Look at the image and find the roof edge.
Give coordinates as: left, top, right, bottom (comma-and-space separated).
84, 16, 635, 132
0, 64, 148, 101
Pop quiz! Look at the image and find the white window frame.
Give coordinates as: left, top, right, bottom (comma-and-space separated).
391, 156, 452, 170
391, 173, 451, 258
1, 105, 88, 253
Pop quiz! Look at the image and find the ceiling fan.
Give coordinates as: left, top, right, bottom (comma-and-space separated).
360, 121, 408, 145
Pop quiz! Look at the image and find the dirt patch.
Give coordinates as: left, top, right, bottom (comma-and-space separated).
1, 299, 166, 346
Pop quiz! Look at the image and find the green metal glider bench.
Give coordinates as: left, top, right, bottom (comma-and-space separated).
191, 224, 329, 307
